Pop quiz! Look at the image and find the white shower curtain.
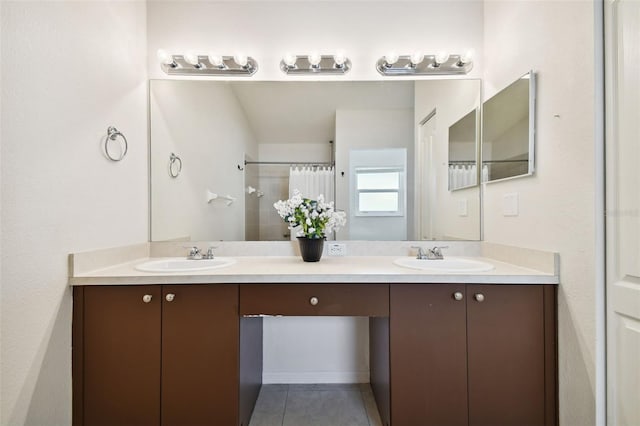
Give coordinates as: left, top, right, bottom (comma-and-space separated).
288, 166, 335, 203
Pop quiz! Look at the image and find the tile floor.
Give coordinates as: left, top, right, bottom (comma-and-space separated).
249, 384, 384, 426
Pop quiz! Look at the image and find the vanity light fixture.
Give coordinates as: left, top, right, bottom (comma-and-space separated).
434, 51, 450, 67
280, 52, 352, 75
384, 52, 399, 68
456, 50, 475, 67
376, 51, 473, 76
157, 49, 258, 76
157, 49, 178, 68
410, 52, 425, 67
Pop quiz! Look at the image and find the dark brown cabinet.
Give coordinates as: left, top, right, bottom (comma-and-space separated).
74, 281, 556, 426
73, 284, 251, 426
389, 284, 557, 426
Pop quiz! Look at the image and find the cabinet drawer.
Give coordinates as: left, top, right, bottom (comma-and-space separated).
240, 284, 389, 316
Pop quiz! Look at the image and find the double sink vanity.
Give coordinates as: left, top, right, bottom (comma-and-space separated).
69, 241, 559, 426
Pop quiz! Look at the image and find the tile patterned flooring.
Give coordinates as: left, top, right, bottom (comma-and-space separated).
249, 384, 384, 426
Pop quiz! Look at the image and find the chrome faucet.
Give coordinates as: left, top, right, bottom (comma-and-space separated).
187, 246, 202, 260
411, 245, 448, 260
411, 246, 429, 260
203, 246, 217, 260
429, 246, 448, 260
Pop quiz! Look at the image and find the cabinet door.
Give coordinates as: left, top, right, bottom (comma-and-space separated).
390, 284, 468, 426
161, 284, 239, 426
83, 285, 161, 426
467, 285, 545, 426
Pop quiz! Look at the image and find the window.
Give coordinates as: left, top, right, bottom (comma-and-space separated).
354, 167, 404, 216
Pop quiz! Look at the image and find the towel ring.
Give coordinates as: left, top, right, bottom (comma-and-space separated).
169, 153, 182, 178
105, 126, 128, 162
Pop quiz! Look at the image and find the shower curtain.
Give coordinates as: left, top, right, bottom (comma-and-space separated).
288, 166, 335, 203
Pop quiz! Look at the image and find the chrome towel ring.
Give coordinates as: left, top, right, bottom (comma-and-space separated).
169, 153, 182, 178
105, 126, 128, 162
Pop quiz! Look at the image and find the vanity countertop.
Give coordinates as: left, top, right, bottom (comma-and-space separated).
69, 255, 559, 286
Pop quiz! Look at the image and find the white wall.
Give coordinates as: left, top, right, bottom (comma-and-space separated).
0, 2, 148, 424
150, 80, 258, 241
414, 79, 481, 240
146, 0, 484, 383
483, 2, 596, 424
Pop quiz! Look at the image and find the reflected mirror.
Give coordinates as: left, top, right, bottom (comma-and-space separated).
149, 79, 481, 242
448, 108, 479, 191
482, 71, 536, 182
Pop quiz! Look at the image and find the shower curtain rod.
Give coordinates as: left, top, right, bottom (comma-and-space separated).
244, 160, 334, 166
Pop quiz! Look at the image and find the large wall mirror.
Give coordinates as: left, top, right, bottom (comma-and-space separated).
482, 71, 536, 182
149, 79, 481, 242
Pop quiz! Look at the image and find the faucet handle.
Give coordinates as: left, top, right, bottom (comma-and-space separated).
411, 245, 426, 259
186, 246, 202, 260
203, 246, 218, 259
431, 246, 449, 258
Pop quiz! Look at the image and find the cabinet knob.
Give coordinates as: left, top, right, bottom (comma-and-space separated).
165, 293, 175, 302
142, 294, 153, 303
474, 293, 485, 302
309, 296, 319, 306
453, 291, 464, 301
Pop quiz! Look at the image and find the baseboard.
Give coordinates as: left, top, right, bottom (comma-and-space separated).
263, 371, 370, 384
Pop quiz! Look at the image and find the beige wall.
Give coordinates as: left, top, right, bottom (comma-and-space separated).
0, 2, 148, 424
483, 1, 597, 424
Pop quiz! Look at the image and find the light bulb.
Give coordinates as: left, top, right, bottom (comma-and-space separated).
283, 53, 297, 68
435, 51, 450, 65
157, 49, 175, 66
459, 49, 474, 65
184, 51, 201, 67
234, 53, 248, 67
384, 52, 399, 66
410, 52, 424, 66
334, 51, 346, 67
207, 53, 224, 68
308, 52, 322, 67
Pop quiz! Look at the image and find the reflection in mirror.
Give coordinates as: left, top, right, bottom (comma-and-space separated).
414, 80, 482, 241
149, 79, 481, 242
448, 109, 479, 191
482, 71, 536, 182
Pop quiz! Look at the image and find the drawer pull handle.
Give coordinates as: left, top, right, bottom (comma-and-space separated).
474, 293, 485, 302
453, 291, 463, 301
165, 293, 175, 302
309, 297, 319, 306
142, 294, 153, 303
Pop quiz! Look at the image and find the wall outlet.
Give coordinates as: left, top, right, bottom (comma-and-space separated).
328, 243, 346, 256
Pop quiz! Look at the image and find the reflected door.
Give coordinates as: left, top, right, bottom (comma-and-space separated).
419, 112, 437, 239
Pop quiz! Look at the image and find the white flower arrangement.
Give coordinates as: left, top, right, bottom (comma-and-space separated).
274, 190, 347, 239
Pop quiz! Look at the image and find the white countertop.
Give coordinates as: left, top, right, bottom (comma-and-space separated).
69, 255, 559, 286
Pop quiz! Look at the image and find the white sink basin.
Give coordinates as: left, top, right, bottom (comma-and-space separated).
135, 257, 236, 273
393, 257, 494, 273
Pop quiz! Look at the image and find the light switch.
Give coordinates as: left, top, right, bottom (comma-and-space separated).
457, 199, 468, 217
502, 193, 519, 216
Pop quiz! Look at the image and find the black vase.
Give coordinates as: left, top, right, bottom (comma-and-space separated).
297, 237, 325, 262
